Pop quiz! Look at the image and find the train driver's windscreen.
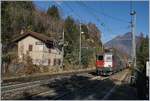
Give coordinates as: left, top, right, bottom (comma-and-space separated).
96, 55, 103, 60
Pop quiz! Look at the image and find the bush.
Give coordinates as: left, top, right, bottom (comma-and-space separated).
81, 48, 95, 68
42, 66, 49, 72
2, 52, 18, 75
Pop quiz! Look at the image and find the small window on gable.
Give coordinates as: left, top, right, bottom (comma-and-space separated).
29, 44, 33, 51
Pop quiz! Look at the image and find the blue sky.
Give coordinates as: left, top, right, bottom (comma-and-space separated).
33, 1, 149, 43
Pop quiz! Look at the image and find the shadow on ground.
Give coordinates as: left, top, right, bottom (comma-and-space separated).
19, 73, 141, 100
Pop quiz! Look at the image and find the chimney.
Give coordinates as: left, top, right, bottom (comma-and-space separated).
20, 28, 25, 35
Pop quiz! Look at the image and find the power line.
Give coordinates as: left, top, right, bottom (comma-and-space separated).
79, 2, 130, 35
59, 1, 116, 36
81, 1, 130, 30
82, 2, 130, 23
77, 2, 104, 29
64, 2, 102, 40
64, 2, 84, 23
52, 1, 130, 44
77, 2, 115, 35
57, 2, 130, 44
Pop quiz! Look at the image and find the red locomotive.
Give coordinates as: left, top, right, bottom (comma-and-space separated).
96, 49, 126, 75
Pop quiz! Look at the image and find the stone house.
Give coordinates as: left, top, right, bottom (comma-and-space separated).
13, 31, 62, 66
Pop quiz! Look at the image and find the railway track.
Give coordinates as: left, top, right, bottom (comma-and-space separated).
31, 69, 129, 100
2, 69, 95, 93
1, 69, 130, 100
2, 69, 95, 84
53, 69, 129, 100
1, 70, 94, 100
1, 76, 64, 94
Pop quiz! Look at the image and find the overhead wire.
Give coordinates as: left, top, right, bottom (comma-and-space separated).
79, 1, 131, 39
78, 1, 115, 35
54, 1, 108, 34
82, 1, 130, 23
77, 2, 104, 29
62, 1, 98, 40
64, 2, 102, 39
58, 2, 102, 48
64, 2, 84, 23
59, 1, 114, 42
54, 1, 130, 41
100, 1, 130, 30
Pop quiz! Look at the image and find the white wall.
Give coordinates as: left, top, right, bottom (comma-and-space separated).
18, 35, 62, 66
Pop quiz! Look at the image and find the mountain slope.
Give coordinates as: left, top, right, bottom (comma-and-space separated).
104, 32, 142, 57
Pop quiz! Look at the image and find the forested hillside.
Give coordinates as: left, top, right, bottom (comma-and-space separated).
2, 1, 102, 75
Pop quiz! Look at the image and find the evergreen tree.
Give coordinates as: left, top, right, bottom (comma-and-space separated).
136, 35, 149, 100
137, 35, 149, 70
64, 16, 79, 65
47, 5, 60, 20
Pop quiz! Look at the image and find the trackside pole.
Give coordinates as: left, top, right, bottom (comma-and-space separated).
130, 4, 137, 84
61, 29, 64, 68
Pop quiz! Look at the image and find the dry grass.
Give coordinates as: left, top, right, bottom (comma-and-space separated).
2, 55, 96, 79
2, 64, 95, 80
2, 67, 95, 82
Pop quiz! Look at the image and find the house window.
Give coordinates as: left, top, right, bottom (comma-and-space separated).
29, 45, 33, 51
48, 59, 51, 65
36, 42, 43, 45
54, 59, 56, 66
49, 49, 51, 53
58, 59, 61, 65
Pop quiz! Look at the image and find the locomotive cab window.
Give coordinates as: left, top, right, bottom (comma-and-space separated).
96, 55, 103, 60
104, 54, 112, 62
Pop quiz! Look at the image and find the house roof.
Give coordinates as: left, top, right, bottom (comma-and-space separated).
12, 31, 54, 44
